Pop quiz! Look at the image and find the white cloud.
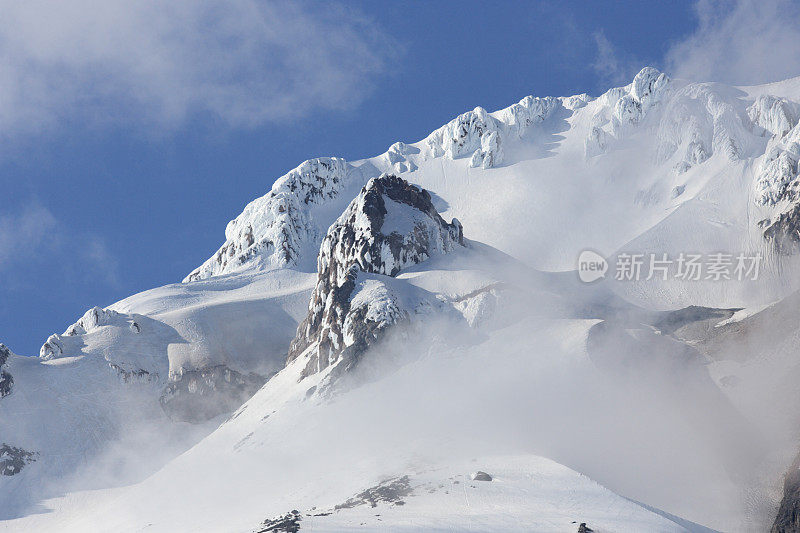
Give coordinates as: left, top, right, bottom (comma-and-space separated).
0, 203, 57, 267
666, 0, 800, 85
591, 30, 644, 87
0, 0, 398, 133
0, 201, 120, 287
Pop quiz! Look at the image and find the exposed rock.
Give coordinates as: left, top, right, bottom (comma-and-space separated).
772, 454, 800, 533
0, 343, 13, 398
762, 205, 800, 254
108, 362, 156, 384
257, 510, 302, 533
578, 523, 594, 533
159, 365, 266, 422
334, 476, 412, 510
0, 443, 38, 476
471, 471, 492, 481
753, 102, 800, 247
287, 175, 464, 378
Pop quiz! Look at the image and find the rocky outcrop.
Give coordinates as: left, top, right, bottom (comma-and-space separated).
159, 365, 266, 422
771, 454, 800, 533
0, 443, 38, 476
755, 122, 800, 207
287, 175, 464, 378
753, 98, 800, 251
0, 344, 13, 398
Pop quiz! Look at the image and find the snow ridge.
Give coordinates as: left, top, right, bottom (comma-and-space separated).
185, 91, 572, 282
40, 306, 128, 359
184, 157, 354, 281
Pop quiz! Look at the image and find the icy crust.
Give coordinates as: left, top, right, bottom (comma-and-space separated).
287, 175, 464, 377
660, 83, 758, 172
0, 344, 13, 398
185, 158, 353, 281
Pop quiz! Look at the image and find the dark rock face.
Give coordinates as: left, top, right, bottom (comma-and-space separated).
0, 344, 14, 398
762, 205, 800, 254
772, 454, 800, 533
471, 471, 492, 481
159, 365, 266, 422
257, 510, 302, 533
286, 175, 464, 378
0, 444, 38, 476
577, 523, 594, 533
108, 362, 156, 384
334, 476, 412, 510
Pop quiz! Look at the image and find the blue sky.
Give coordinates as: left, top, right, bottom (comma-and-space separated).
2, 0, 799, 356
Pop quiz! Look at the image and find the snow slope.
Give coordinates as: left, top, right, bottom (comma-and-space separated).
0, 313, 725, 532
0, 269, 314, 518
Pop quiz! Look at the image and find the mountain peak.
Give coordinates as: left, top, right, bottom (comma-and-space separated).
287, 174, 464, 378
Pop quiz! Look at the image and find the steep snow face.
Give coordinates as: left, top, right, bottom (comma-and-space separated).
585, 66, 670, 157
655, 82, 757, 169
750, 96, 800, 251
185, 158, 356, 281
288, 175, 464, 377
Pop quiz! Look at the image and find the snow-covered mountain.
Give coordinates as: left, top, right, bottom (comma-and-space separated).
6, 67, 800, 532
